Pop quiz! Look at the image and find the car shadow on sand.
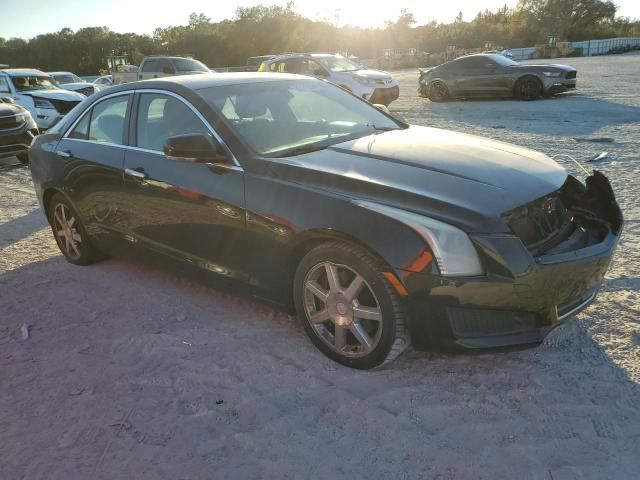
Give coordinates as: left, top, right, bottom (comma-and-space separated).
414, 93, 640, 137
0, 208, 47, 249
1, 255, 640, 478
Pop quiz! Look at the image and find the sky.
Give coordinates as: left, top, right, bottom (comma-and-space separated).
1, 0, 639, 39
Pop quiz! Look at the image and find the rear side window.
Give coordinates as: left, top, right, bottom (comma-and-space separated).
68, 95, 129, 145
141, 60, 158, 73
0, 76, 10, 93
135, 93, 211, 152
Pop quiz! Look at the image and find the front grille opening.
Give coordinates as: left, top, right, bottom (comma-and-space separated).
503, 174, 614, 257
565, 71, 577, 79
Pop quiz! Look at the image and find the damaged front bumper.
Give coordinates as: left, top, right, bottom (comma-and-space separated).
403, 171, 623, 349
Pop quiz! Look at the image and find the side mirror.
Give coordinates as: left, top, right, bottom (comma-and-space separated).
164, 133, 227, 163
373, 104, 391, 115
162, 66, 175, 75
1, 96, 15, 104
313, 68, 329, 77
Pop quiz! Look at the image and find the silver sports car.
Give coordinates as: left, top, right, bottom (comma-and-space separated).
419, 54, 577, 101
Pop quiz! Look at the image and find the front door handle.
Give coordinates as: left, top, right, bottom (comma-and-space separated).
56, 150, 72, 158
125, 167, 147, 179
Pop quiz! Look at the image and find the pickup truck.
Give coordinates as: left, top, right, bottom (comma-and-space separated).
112, 56, 211, 85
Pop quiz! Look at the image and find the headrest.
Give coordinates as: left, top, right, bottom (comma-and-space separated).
234, 94, 268, 118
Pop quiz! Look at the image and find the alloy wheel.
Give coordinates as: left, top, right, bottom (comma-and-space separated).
303, 261, 383, 358
53, 203, 83, 261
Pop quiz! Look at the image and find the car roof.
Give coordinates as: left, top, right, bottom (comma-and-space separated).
266, 53, 340, 62
48, 71, 76, 76
0, 68, 49, 77
108, 72, 314, 93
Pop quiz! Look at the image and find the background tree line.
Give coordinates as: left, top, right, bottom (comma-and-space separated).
1, 0, 639, 75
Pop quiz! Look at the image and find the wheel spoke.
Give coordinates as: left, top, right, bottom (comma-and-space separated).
343, 274, 364, 302
54, 211, 64, 228
309, 309, 330, 324
64, 235, 71, 253
68, 216, 75, 228
334, 325, 347, 350
353, 303, 382, 322
56, 230, 65, 238
350, 322, 373, 349
306, 281, 329, 302
71, 231, 82, 243
324, 263, 341, 293
60, 206, 67, 223
69, 239, 80, 257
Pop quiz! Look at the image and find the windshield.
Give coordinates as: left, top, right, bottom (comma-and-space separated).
173, 58, 209, 73
489, 55, 519, 67
316, 56, 361, 72
197, 79, 401, 157
10, 75, 57, 91
53, 74, 82, 84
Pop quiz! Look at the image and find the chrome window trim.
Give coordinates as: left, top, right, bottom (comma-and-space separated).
62, 88, 241, 168
62, 90, 134, 145
134, 88, 240, 167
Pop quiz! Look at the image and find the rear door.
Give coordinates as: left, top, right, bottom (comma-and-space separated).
121, 90, 247, 288
55, 92, 132, 247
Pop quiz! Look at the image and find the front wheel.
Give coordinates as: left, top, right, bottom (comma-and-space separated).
294, 242, 410, 369
48, 193, 103, 266
428, 81, 450, 102
515, 76, 543, 100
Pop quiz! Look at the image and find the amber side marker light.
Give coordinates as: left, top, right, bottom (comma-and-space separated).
383, 272, 409, 296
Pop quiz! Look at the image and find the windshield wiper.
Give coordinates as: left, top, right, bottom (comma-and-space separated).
272, 144, 330, 158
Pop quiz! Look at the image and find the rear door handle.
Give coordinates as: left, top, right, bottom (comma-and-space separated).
56, 150, 72, 158
125, 167, 147, 179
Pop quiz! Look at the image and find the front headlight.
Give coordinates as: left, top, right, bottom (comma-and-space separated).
358, 202, 483, 277
542, 71, 561, 77
354, 76, 374, 86
33, 98, 56, 109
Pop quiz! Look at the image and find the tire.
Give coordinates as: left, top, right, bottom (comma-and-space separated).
293, 241, 410, 369
47, 193, 102, 266
428, 81, 450, 102
515, 76, 543, 100
17, 152, 29, 164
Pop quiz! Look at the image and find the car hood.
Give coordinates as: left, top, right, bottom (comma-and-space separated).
58, 82, 95, 90
19, 89, 85, 101
354, 69, 392, 80
513, 64, 576, 73
274, 126, 568, 233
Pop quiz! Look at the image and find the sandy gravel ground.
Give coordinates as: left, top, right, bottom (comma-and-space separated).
1, 53, 639, 480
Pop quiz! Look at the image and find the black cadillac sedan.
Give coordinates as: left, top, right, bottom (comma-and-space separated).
419, 54, 577, 101
29, 73, 622, 369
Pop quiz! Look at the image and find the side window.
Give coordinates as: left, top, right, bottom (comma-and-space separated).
157, 60, 175, 75
0, 76, 10, 93
68, 95, 129, 143
136, 93, 211, 152
69, 113, 90, 139
141, 60, 158, 73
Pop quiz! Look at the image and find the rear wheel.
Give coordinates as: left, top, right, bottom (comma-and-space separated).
48, 193, 102, 266
515, 76, 543, 100
294, 241, 410, 369
428, 81, 450, 102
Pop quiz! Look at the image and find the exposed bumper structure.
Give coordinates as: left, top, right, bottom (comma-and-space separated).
402, 171, 622, 350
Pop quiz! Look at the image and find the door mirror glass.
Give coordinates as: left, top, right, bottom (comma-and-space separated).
164, 133, 225, 163
1, 96, 15, 103
313, 67, 329, 77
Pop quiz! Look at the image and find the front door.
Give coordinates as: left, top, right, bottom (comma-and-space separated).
121, 91, 247, 287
